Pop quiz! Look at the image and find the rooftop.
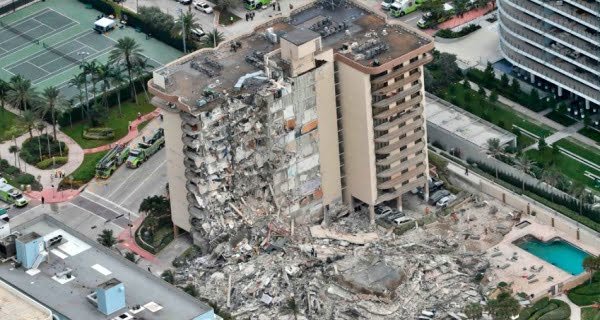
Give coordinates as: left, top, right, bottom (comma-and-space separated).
0, 279, 51, 320
151, 0, 432, 112
426, 93, 517, 149
0, 215, 213, 320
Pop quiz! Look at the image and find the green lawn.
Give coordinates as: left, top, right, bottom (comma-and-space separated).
546, 110, 577, 127
568, 272, 600, 306
579, 127, 600, 145
582, 307, 600, 320
445, 84, 554, 139
59, 151, 107, 189
517, 134, 535, 150
0, 110, 28, 143
525, 147, 600, 191
518, 298, 570, 320
61, 96, 156, 149
555, 139, 600, 167
218, 10, 241, 26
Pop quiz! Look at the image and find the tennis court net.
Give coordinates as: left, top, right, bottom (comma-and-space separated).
0, 20, 80, 64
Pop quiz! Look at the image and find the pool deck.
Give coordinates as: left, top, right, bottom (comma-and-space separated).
486, 219, 600, 298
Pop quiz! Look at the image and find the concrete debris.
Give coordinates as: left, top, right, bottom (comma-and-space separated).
171, 191, 520, 319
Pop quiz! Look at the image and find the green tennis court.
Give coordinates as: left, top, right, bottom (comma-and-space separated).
0, 0, 182, 99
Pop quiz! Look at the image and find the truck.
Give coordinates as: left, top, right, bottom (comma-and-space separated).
126, 128, 165, 169
0, 181, 28, 207
390, 0, 425, 17
95, 144, 130, 179
417, 2, 455, 28
244, 0, 271, 10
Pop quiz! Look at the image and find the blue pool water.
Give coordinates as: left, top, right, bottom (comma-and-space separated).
516, 236, 590, 275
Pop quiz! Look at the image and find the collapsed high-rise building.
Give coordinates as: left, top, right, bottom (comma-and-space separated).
148, 0, 434, 248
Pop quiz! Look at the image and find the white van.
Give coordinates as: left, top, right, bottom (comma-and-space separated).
190, 28, 206, 39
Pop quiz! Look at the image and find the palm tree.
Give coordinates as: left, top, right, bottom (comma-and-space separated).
569, 181, 586, 214
96, 63, 113, 110
514, 155, 536, 192
80, 60, 99, 102
486, 138, 502, 178
173, 11, 201, 43
203, 29, 224, 48
0, 79, 9, 115
38, 86, 66, 140
21, 110, 38, 139
7, 75, 38, 113
133, 58, 152, 102
35, 121, 45, 162
540, 168, 561, 202
109, 37, 144, 104
8, 145, 18, 167
69, 73, 87, 120
582, 256, 600, 284
109, 68, 126, 116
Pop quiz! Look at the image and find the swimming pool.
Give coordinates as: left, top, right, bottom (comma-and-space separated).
514, 236, 590, 275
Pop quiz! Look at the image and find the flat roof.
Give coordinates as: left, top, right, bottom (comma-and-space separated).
426, 94, 516, 149
0, 279, 51, 320
151, 0, 432, 111
0, 215, 213, 320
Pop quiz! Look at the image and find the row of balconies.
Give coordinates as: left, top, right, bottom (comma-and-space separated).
376, 129, 424, 154
376, 175, 427, 203
502, 0, 599, 46
500, 42, 600, 102
373, 83, 422, 109
499, 16, 600, 76
374, 105, 424, 132
372, 71, 422, 96
376, 141, 425, 166
530, 0, 599, 28
498, 1, 599, 61
374, 118, 424, 143
373, 95, 423, 119
376, 152, 426, 178
371, 53, 431, 86
181, 112, 201, 125
500, 30, 600, 91
377, 167, 426, 190
562, 0, 600, 17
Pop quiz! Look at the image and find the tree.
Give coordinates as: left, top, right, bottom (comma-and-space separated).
514, 155, 536, 192
489, 89, 499, 103
213, 0, 236, 11
483, 62, 495, 85
8, 145, 18, 167
462, 78, 471, 91
529, 88, 540, 106
21, 110, 38, 139
96, 63, 113, 110
80, 60, 99, 101
500, 73, 510, 88
138, 6, 175, 31
161, 269, 175, 284
477, 86, 486, 97
569, 181, 586, 214
7, 75, 38, 113
69, 73, 88, 120
486, 292, 520, 320
38, 86, 66, 140
582, 256, 600, 284
35, 121, 45, 162
109, 68, 126, 116
172, 11, 201, 43
109, 37, 144, 104
464, 303, 483, 320
0, 79, 9, 115
182, 283, 198, 297
510, 78, 520, 94
538, 136, 547, 149
97, 229, 117, 248
203, 29, 224, 48
133, 58, 152, 101
124, 251, 137, 263
139, 195, 171, 216
487, 138, 502, 178
540, 168, 560, 202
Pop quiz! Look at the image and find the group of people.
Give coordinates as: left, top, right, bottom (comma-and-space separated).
245, 11, 256, 21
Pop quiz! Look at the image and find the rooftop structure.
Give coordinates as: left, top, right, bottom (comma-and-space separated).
0, 279, 52, 320
497, 0, 600, 108
150, 0, 434, 248
0, 215, 215, 320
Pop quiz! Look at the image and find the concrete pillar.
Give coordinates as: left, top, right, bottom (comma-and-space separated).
585, 99, 590, 110
397, 195, 403, 212
530, 74, 535, 84
557, 86, 562, 97
369, 205, 375, 225
424, 181, 430, 202
173, 225, 179, 238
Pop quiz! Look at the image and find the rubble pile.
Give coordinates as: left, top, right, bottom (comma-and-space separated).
173, 197, 516, 319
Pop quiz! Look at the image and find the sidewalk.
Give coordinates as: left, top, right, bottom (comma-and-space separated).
424, 2, 495, 35
83, 109, 161, 154
117, 214, 157, 263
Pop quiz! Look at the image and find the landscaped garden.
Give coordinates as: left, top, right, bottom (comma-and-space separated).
555, 139, 600, 166
0, 110, 28, 143
61, 95, 155, 149
19, 135, 68, 169
135, 195, 174, 254
0, 158, 42, 190
546, 110, 577, 127
517, 297, 571, 320
568, 271, 600, 307
582, 307, 600, 320
579, 127, 600, 145
59, 151, 107, 190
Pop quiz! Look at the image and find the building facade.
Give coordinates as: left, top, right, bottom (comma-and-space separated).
497, 0, 600, 108
149, 1, 433, 247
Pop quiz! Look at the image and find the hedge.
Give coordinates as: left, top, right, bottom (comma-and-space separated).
36, 157, 68, 170
436, 24, 481, 39
76, 0, 192, 52
20, 135, 68, 166
518, 298, 570, 320
567, 272, 600, 306
83, 127, 115, 140
0, 158, 42, 190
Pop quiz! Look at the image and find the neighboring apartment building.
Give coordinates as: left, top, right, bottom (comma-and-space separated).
497, 0, 600, 108
149, 0, 433, 247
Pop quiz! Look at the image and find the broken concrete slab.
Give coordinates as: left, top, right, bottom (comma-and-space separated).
309, 225, 378, 244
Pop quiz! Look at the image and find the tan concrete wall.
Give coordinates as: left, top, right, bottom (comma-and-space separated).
337, 62, 377, 205
163, 111, 191, 232
314, 50, 342, 206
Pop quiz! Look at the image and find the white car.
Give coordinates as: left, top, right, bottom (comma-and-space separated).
194, 2, 213, 13
436, 194, 457, 208
180, 0, 192, 4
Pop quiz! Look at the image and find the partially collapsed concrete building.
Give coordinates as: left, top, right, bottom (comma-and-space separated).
149, 0, 434, 247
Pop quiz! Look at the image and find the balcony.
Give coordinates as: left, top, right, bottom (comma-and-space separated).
376, 175, 427, 202
370, 53, 432, 85
376, 130, 424, 154
188, 205, 206, 219
374, 118, 424, 143
377, 167, 425, 190
377, 141, 425, 166
500, 43, 600, 103
181, 112, 201, 125
499, 16, 600, 76
377, 153, 426, 178
373, 95, 423, 119
374, 106, 424, 132
498, 1, 600, 61
562, 0, 600, 17
181, 123, 201, 136
529, 0, 599, 29
372, 84, 422, 109
501, 0, 600, 46
372, 71, 422, 96
500, 31, 600, 91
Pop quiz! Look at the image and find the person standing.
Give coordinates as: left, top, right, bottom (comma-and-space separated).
41, 196, 45, 205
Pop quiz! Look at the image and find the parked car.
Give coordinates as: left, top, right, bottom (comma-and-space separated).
194, 1, 213, 13
180, 0, 192, 5
429, 189, 450, 204
190, 27, 206, 39
375, 205, 394, 216
436, 194, 457, 208
392, 216, 413, 225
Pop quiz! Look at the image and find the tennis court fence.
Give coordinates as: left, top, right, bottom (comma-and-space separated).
0, 0, 36, 16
